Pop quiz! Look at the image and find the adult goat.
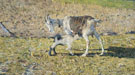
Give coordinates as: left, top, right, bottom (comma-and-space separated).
45, 15, 104, 56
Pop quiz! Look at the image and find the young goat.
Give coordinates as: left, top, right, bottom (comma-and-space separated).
45, 15, 104, 56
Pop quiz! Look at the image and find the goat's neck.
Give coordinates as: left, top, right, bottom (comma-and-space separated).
52, 19, 63, 27
57, 19, 63, 27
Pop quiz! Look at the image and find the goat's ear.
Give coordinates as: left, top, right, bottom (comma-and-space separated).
46, 14, 50, 19
45, 19, 47, 22
45, 14, 50, 22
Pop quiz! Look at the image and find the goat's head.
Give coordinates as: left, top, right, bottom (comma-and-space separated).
45, 14, 54, 32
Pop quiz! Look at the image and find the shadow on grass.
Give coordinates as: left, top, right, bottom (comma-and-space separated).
91, 47, 135, 58
105, 46, 135, 58
57, 47, 135, 58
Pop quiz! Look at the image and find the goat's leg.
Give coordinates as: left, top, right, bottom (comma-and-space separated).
66, 42, 74, 56
65, 29, 73, 35
49, 36, 74, 56
94, 31, 104, 55
49, 47, 57, 56
49, 41, 63, 56
81, 34, 89, 56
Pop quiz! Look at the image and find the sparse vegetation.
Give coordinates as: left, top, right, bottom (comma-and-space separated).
0, 34, 135, 74
0, 0, 135, 74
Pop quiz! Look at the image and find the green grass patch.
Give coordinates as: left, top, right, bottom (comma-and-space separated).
54, 0, 135, 9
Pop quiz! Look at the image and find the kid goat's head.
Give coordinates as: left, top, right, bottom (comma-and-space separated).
45, 14, 54, 32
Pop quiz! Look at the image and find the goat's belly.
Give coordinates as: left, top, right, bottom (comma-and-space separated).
86, 29, 94, 35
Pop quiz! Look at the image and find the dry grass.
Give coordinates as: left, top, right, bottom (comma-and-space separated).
0, 0, 135, 37
0, 34, 135, 74
0, 0, 135, 75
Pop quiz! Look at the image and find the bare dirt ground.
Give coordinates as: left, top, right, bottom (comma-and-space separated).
0, 0, 135, 38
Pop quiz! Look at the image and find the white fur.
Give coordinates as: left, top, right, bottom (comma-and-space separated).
45, 15, 104, 56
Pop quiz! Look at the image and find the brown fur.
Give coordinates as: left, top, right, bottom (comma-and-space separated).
69, 16, 94, 36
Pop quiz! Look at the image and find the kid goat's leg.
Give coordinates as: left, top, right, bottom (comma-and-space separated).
94, 31, 104, 55
82, 34, 90, 56
49, 37, 74, 56
49, 41, 60, 56
66, 42, 74, 56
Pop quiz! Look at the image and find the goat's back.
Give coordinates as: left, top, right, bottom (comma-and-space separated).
69, 16, 94, 35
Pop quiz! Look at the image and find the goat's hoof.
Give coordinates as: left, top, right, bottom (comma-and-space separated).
100, 53, 104, 55
48, 51, 57, 56
53, 52, 57, 55
81, 54, 87, 57
48, 53, 52, 56
69, 53, 74, 56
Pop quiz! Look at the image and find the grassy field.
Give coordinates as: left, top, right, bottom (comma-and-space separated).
0, 0, 135, 75
0, 34, 135, 75
55, 0, 135, 9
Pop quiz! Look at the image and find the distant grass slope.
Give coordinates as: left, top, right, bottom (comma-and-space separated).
55, 0, 135, 9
